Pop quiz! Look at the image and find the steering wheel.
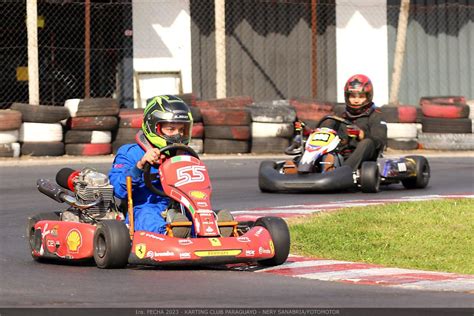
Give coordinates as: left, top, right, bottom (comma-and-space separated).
143, 144, 200, 197
316, 115, 352, 128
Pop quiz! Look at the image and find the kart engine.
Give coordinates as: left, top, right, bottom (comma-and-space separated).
37, 167, 122, 222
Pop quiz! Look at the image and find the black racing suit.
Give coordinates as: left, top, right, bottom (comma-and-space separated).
328, 104, 387, 170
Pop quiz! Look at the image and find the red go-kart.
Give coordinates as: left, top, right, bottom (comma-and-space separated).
27, 143, 290, 268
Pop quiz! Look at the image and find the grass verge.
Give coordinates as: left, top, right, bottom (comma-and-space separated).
288, 199, 474, 274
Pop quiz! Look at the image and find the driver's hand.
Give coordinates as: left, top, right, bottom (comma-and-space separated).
137, 148, 163, 170
346, 125, 364, 140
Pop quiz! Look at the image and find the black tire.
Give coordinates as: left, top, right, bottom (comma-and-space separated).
421, 117, 472, 133
255, 216, 290, 266
21, 142, 65, 156
190, 106, 202, 122
402, 156, 430, 189
76, 98, 120, 117
251, 137, 290, 154
204, 139, 249, 154
10, 103, 70, 123
93, 220, 131, 269
27, 212, 61, 261
0, 109, 22, 130
360, 161, 380, 193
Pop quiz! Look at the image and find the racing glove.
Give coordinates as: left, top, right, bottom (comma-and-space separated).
346, 125, 362, 138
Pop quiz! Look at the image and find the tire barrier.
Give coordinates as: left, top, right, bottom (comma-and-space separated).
421, 102, 470, 119
21, 142, 65, 156
0, 142, 20, 157
192, 122, 204, 138
0, 130, 19, 144
65, 143, 112, 156
204, 125, 250, 140
248, 100, 296, 123
10, 103, 70, 123
67, 98, 120, 117
204, 139, 249, 154
65, 130, 112, 144
387, 139, 419, 150
20, 122, 63, 143
201, 108, 251, 126
0, 110, 22, 130
189, 138, 203, 154
251, 122, 293, 138
190, 106, 202, 122
421, 117, 472, 134
289, 99, 334, 123
118, 108, 143, 128
196, 96, 253, 109
467, 100, 474, 119
381, 105, 418, 123
420, 96, 466, 105
67, 116, 118, 131
386, 123, 418, 139
418, 133, 474, 150
251, 137, 290, 154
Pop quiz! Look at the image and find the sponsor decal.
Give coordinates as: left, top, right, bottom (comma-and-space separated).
194, 250, 241, 257
206, 226, 215, 233
197, 202, 209, 208
245, 250, 255, 257
135, 243, 146, 259
269, 240, 275, 255
146, 250, 154, 258
144, 233, 165, 241
179, 252, 191, 259
66, 229, 82, 253
175, 165, 206, 187
237, 237, 251, 243
209, 238, 221, 246
51, 225, 59, 237
254, 228, 264, 237
259, 247, 271, 255
153, 251, 175, 257
113, 163, 124, 169
190, 191, 207, 199
178, 239, 193, 246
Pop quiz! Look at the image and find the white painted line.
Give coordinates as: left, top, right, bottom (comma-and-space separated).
297, 268, 431, 281
255, 260, 351, 273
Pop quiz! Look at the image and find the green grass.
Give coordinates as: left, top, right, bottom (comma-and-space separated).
288, 199, 474, 274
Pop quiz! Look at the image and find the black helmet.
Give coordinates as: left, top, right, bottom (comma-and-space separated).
142, 95, 193, 148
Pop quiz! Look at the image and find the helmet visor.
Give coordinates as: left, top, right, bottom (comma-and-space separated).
156, 121, 192, 144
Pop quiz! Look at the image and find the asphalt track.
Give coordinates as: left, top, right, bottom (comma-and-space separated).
0, 153, 473, 313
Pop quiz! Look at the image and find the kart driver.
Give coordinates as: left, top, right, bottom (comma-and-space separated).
287, 74, 387, 171
109, 95, 194, 236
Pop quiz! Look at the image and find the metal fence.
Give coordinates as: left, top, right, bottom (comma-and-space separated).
0, 0, 472, 109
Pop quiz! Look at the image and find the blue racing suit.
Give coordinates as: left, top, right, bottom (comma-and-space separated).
109, 144, 169, 234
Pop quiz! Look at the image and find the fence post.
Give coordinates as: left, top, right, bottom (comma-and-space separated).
389, 0, 410, 105
26, 0, 39, 105
311, 0, 318, 99
215, 0, 226, 99
84, 0, 91, 98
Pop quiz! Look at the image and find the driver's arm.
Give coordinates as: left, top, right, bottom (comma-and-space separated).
109, 146, 148, 199
136, 148, 162, 170
366, 112, 387, 151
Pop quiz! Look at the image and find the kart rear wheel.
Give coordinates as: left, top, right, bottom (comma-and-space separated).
93, 220, 131, 269
255, 217, 290, 266
26, 212, 61, 261
360, 161, 380, 193
402, 156, 430, 189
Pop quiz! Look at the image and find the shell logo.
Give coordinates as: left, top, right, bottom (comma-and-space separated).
190, 191, 207, 199
66, 229, 82, 252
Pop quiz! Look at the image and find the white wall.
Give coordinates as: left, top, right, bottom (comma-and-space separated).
336, 0, 389, 106
133, 0, 192, 107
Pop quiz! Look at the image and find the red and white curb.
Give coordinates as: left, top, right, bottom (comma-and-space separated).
230, 194, 474, 293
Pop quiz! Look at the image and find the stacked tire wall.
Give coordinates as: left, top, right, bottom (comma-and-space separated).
418, 96, 474, 150
0, 109, 22, 157
249, 100, 296, 153
381, 104, 420, 150
64, 98, 119, 156
11, 103, 70, 156
198, 96, 253, 154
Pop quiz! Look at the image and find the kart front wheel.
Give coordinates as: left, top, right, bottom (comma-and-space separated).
402, 156, 430, 189
360, 161, 380, 193
255, 216, 290, 266
93, 220, 131, 269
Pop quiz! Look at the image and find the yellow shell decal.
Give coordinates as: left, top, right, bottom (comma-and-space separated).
190, 191, 207, 199
209, 238, 221, 247
135, 243, 147, 259
66, 229, 82, 252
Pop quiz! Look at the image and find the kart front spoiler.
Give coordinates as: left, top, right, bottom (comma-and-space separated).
128, 226, 275, 267
258, 160, 356, 193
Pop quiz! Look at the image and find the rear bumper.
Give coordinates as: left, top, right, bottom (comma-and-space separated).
258, 160, 355, 193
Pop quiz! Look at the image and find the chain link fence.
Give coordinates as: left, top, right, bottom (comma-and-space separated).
0, 0, 472, 109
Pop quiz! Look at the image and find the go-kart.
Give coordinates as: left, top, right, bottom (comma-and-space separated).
258, 115, 430, 193
27, 143, 290, 268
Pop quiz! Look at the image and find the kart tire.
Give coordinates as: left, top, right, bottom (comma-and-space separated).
118, 109, 144, 128
215, 209, 234, 237
402, 156, 430, 189
93, 220, 131, 269
10, 103, 70, 123
190, 106, 202, 122
0, 110, 22, 130
27, 212, 61, 262
255, 216, 290, 266
196, 96, 253, 109
360, 161, 380, 193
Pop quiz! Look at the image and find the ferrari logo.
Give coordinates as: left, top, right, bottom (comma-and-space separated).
135, 243, 146, 259
269, 240, 275, 255
209, 238, 221, 247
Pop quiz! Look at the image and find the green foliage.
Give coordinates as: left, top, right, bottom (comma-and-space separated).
289, 199, 474, 274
